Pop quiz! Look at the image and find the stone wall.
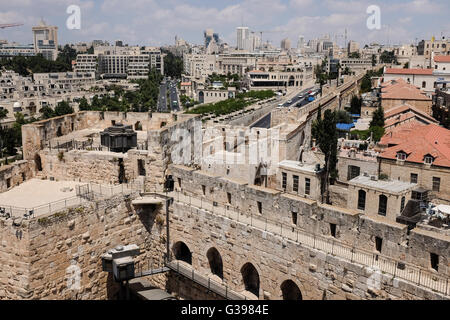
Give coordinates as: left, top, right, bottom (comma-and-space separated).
169, 199, 448, 300
0, 193, 169, 300
0, 160, 34, 192
168, 164, 450, 282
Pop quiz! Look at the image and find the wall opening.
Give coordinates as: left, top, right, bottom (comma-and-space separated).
206, 247, 223, 279
172, 241, 192, 265
357, 190, 366, 210
56, 126, 63, 137
227, 192, 232, 204
280, 280, 302, 300
34, 154, 43, 171
378, 195, 387, 216
292, 211, 298, 225
375, 236, 383, 253
330, 223, 337, 238
202, 185, 206, 196
6, 178, 11, 189
430, 253, 439, 271
241, 263, 260, 297
134, 121, 142, 131
257, 201, 262, 214
137, 159, 146, 176
118, 158, 126, 184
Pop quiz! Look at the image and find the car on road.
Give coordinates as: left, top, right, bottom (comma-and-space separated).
278, 103, 283, 107
298, 94, 303, 98
287, 100, 292, 104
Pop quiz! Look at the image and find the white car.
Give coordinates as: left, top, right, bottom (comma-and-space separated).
287, 100, 292, 104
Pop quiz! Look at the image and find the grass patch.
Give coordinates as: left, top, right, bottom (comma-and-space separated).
185, 90, 275, 116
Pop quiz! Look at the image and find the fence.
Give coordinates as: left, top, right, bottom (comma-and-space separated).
0, 181, 143, 220
172, 191, 450, 297
166, 260, 248, 300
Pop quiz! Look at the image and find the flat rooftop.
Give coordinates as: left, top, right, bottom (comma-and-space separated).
279, 160, 320, 174
0, 179, 84, 217
349, 176, 415, 194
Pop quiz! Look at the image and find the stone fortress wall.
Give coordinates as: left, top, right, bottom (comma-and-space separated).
0, 191, 169, 300
166, 164, 450, 300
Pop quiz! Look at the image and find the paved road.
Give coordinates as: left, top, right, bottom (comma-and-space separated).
157, 78, 180, 112
157, 79, 168, 112
251, 85, 318, 129
168, 79, 180, 112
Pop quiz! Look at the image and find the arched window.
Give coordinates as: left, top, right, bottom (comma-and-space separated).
357, 190, 366, 210
172, 241, 192, 265
280, 280, 302, 300
378, 195, 387, 216
241, 263, 260, 297
206, 248, 223, 279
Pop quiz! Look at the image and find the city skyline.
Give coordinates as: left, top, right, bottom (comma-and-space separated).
0, 0, 449, 47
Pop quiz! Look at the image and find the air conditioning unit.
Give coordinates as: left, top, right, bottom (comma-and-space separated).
370, 175, 378, 181
363, 172, 369, 177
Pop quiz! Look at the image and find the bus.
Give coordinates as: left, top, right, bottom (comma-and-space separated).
308, 91, 318, 102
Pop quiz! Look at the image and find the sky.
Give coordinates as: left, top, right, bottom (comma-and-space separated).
0, 0, 449, 48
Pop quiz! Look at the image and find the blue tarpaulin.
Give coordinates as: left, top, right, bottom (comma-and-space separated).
336, 123, 355, 131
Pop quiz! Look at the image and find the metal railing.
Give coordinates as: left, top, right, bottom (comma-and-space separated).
0, 181, 143, 220
166, 260, 248, 300
172, 191, 450, 297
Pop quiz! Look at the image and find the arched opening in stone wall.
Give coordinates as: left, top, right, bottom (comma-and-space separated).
34, 154, 42, 171
280, 280, 302, 300
135, 121, 142, 131
241, 263, 260, 297
206, 247, 223, 279
56, 126, 63, 137
118, 158, 127, 184
172, 241, 192, 265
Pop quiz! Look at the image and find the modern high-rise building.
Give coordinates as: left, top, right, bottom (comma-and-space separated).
281, 38, 291, 51
297, 35, 305, 50
348, 40, 360, 54
204, 29, 214, 48
237, 27, 250, 50
32, 19, 58, 61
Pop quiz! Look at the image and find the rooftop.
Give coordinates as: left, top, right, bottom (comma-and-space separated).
0, 179, 84, 217
278, 160, 321, 173
349, 175, 416, 194
380, 124, 450, 167
381, 79, 430, 101
434, 56, 450, 63
384, 68, 433, 76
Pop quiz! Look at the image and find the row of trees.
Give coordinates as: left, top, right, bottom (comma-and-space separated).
162, 50, 184, 78
79, 68, 163, 113
0, 44, 77, 76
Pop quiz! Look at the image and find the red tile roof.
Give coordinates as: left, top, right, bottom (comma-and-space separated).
384, 105, 438, 123
434, 56, 450, 63
384, 68, 433, 75
379, 124, 450, 167
381, 80, 431, 101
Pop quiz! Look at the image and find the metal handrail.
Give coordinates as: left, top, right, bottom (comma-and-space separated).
173, 191, 450, 296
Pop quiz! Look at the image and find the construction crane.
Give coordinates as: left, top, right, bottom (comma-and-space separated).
256, 30, 288, 47
0, 23, 24, 29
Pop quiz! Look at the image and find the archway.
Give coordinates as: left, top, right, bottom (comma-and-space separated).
280, 280, 302, 300
34, 154, 42, 171
172, 241, 192, 265
288, 75, 295, 86
206, 247, 223, 279
241, 263, 260, 297
198, 91, 205, 104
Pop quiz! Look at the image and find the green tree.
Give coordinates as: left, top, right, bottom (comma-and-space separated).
312, 109, 338, 203
0, 108, 8, 120
78, 97, 90, 111
54, 101, 74, 116
163, 51, 183, 78
371, 54, 377, 67
40, 106, 55, 119
349, 52, 361, 59
349, 96, 362, 114
370, 105, 385, 128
